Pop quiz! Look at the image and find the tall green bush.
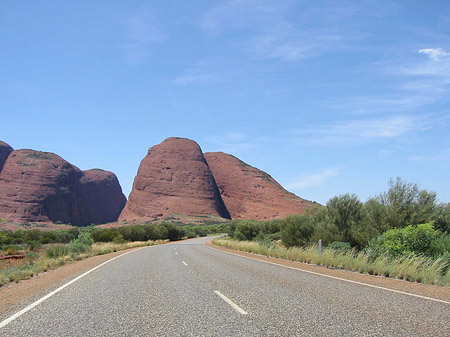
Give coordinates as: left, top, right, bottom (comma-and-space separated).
280, 214, 314, 248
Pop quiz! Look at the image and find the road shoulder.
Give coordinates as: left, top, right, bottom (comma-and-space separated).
205, 241, 450, 303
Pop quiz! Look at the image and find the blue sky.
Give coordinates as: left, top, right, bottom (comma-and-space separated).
1, 1, 450, 205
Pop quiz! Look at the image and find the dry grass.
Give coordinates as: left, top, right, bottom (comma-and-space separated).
213, 239, 450, 287
0, 240, 167, 287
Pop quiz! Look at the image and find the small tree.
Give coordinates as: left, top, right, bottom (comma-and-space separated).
280, 214, 314, 248
326, 193, 363, 243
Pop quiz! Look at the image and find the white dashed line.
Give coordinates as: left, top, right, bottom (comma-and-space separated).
214, 290, 248, 315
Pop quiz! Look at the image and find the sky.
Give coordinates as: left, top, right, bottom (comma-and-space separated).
1, 0, 450, 205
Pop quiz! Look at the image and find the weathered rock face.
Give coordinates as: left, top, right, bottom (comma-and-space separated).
0, 141, 13, 173
119, 137, 230, 221
0, 149, 126, 225
0, 150, 83, 223
77, 169, 127, 224
204, 152, 315, 220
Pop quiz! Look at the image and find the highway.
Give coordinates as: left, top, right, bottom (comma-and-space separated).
1, 236, 449, 336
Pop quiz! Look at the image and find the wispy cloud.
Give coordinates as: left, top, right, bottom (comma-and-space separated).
199, 0, 341, 62
290, 114, 434, 146
326, 48, 450, 116
418, 48, 450, 61
286, 168, 339, 189
122, 10, 166, 63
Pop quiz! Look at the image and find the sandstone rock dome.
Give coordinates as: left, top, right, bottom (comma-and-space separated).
119, 137, 230, 221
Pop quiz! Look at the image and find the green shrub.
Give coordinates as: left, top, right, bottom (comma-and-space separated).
280, 214, 314, 248
46, 245, 70, 258
113, 234, 127, 244
68, 231, 94, 254
327, 241, 351, 251
162, 223, 185, 241
367, 222, 441, 257
326, 193, 363, 243
69, 241, 90, 254
234, 221, 262, 241
429, 234, 450, 258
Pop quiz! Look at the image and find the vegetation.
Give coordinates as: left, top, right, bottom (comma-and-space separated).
222, 178, 450, 286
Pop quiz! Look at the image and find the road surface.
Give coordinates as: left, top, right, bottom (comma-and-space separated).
1, 236, 449, 336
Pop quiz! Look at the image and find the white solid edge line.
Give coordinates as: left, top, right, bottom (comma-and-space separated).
182, 261, 188, 266
214, 290, 248, 315
205, 243, 450, 306
0, 246, 148, 329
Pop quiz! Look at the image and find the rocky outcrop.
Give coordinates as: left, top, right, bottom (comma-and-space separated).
77, 169, 127, 224
119, 137, 230, 221
0, 141, 13, 173
0, 148, 126, 225
204, 152, 315, 220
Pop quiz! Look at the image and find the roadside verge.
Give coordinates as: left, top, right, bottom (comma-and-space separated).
205, 241, 450, 303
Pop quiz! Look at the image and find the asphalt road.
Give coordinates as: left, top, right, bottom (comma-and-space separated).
1, 236, 449, 336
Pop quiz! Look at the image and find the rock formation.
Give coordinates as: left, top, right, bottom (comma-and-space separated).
204, 152, 315, 220
77, 169, 127, 224
0, 141, 13, 173
0, 148, 126, 225
119, 137, 230, 221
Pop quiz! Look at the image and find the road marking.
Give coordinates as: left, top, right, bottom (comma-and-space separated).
0, 247, 147, 329
182, 261, 188, 266
214, 290, 248, 315
205, 243, 450, 305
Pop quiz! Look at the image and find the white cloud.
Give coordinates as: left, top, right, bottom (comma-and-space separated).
286, 168, 339, 189
122, 10, 166, 62
291, 114, 432, 146
419, 48, 450, 61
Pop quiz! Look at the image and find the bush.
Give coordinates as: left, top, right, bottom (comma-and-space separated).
327, 241, 351, 251
162, 223, 185, 241
376, 178, 437, 229
46, 244, 70, 258
69, 231, 94, 254
234, 221, 262, 241
280, 214, 314, 248
326, 194, 363, 243
367, 222, 440, 257
429, 234, 450, 258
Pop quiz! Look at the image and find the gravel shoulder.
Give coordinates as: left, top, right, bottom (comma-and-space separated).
206, 241, 450, 303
